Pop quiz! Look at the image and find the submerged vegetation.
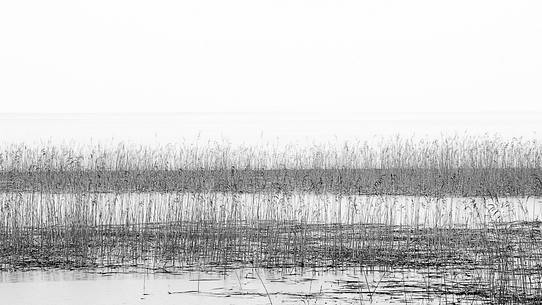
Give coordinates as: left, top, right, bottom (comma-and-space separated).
1, 135, 542, 303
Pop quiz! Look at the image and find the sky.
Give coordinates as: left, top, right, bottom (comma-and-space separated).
1, 1, 542, 113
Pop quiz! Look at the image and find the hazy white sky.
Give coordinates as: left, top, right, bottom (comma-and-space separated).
1, 1, 542, 112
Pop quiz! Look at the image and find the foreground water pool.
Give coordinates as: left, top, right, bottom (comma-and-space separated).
0, 267, 492, 305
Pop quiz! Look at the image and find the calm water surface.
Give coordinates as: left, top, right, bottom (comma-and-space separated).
2, 192, 541, 227
0, 267, 489, 305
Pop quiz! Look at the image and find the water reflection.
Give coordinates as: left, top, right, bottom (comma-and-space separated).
2, 192, 542, 227
0, 267, 494, 305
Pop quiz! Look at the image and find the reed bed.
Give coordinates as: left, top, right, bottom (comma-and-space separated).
1, 191, 541, 303
1, 135, 542, 303
0, 135, 541, 196
1, 192, 541, 229
3, 168, 542, 196
1, 220, 541, 303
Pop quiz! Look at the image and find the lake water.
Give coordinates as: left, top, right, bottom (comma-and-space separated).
2, 192, 542, 228
0, 267, 490, 305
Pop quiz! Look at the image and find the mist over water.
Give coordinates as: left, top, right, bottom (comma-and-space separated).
1, 113, 541, 146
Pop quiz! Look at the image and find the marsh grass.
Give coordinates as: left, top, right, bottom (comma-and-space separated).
1, 192, 541, 303
1, 135, 542, 304
0, 135, 541, 196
